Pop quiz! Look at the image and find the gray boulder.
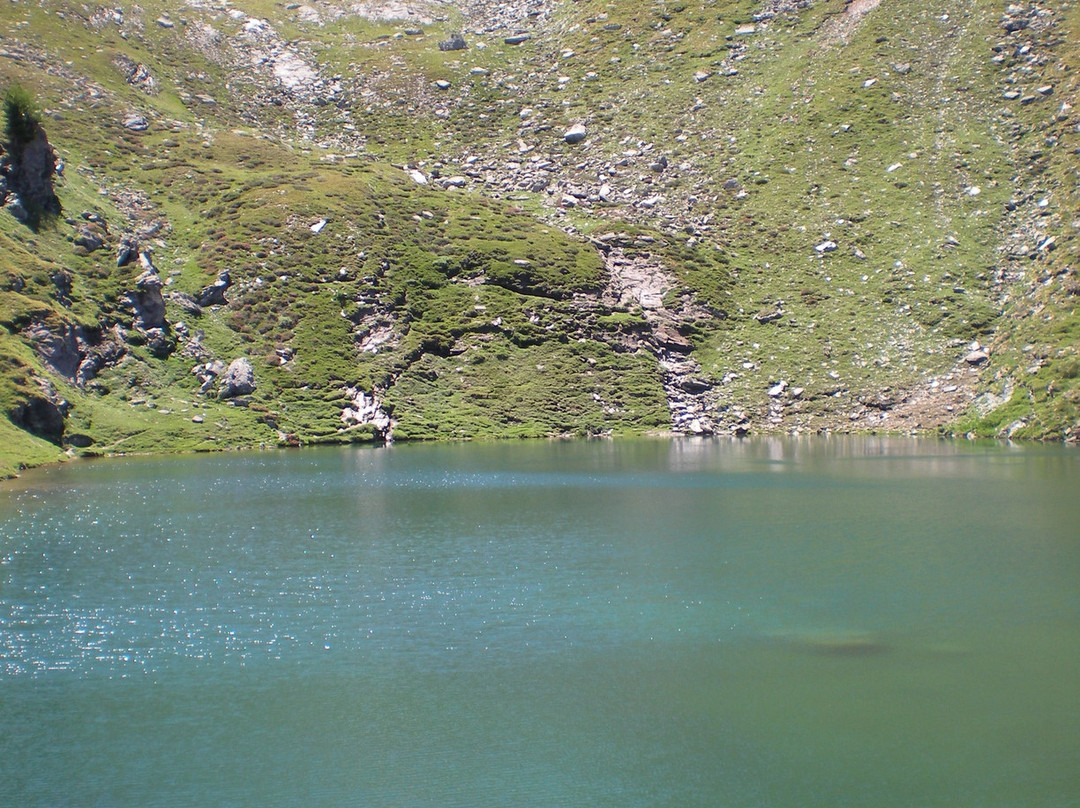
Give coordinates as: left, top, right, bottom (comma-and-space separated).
142, 327, 174, 358
73, 224, 106, 252
438, 33, 467, 51
219, 357, 256, 399
113, 53, 158, 93
166, 291, 203, 316
564, 123, 588, 144
123, 114, 150, 131
117, 235, 139, 267
964, 349, 989, 365
127, 269, 167, 330
197, 270, 231, 307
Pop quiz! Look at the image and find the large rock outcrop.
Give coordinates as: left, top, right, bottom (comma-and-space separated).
9, 378, 68, 444
0, 119, 61, 225
120, 252, 176, 357
24, 321, 127, 387
218, 357, 256, 399
197, 270, 231, 307
125, 268, 167, 331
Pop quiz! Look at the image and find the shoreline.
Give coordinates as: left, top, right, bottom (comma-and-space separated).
3, 426, 1067, 487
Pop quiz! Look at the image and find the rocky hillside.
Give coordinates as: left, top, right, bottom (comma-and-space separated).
0, 0, 1077, 474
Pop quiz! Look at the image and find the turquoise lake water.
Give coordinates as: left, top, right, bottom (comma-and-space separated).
1, 437, 1078, 806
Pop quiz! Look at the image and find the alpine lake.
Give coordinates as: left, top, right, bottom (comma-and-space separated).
1, 437, 1078, 807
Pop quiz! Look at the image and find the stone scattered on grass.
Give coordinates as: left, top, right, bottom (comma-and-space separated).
438, 33, 467, 52
123, 114, 149, 131
564, 123, 587, 144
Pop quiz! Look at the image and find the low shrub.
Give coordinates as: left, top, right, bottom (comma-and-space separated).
3, 84, 40, 148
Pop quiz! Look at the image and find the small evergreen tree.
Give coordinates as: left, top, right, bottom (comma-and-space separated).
3, 84, 41, 149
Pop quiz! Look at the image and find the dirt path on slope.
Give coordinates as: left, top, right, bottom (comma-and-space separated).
819, 0, 883, 44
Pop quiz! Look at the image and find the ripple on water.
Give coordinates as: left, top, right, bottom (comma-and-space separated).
1, 441, 1078, 807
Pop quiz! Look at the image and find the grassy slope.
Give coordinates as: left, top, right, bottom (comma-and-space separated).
710, 3, 1008, 423
952, 3, 1080, 440
0, 0, 1077, 474
0, 0, 676, 473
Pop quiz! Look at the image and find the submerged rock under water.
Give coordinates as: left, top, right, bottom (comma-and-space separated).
767, 629, 889, 657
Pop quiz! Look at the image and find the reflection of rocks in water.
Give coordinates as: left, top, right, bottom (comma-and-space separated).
768, 629, 888, 657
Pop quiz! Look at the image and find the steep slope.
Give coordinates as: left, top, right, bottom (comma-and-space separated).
0, 0, 1076, 473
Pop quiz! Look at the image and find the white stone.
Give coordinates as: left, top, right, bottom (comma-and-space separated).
564, 123, 587, 144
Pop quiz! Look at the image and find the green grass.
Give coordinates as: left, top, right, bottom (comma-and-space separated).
0, 0, 1077, 473
0, 417, 63, 478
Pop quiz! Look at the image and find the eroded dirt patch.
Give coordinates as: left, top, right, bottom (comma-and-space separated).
819, 0, 883, 44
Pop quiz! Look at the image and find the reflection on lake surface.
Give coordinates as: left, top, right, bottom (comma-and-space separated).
1, 437, 1078, 807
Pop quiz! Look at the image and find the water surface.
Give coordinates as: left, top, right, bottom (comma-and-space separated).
1, 438, 1078, 806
